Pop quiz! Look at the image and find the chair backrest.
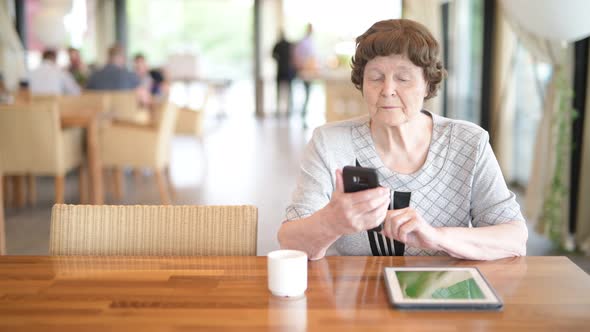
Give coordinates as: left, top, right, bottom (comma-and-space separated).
58, 92, 111, 114
0, 103, 64, 174
50, 204, 258, 256
155, 102, 179, 167
107, 90, 139, 121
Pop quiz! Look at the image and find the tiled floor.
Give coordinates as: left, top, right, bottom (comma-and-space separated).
3, 110, 588, 273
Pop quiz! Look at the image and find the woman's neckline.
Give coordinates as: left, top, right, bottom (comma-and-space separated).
366, 110, 437, 177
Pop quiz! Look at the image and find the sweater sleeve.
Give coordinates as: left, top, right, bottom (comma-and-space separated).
285, 127, 334, 221
470, 132, 525, 226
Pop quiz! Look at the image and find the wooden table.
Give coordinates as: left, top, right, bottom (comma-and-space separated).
0, 256, 588, 331
60, 108, 104, 204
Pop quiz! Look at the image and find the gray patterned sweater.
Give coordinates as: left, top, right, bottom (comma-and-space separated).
285, 111, 525, 256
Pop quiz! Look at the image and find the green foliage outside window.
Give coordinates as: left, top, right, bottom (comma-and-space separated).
127, 0, 253, 78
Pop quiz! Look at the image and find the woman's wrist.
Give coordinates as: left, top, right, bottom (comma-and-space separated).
316, 205, 342, 241
432, 227, 448, 253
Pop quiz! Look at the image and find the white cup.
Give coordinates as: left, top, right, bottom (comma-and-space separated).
267, 249, 308, 297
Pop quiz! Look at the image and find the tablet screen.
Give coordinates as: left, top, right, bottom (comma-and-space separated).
395, 270, 485, 300
384, 267, 502, 309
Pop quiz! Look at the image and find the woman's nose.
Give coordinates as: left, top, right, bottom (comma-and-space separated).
380, 78, 397, 97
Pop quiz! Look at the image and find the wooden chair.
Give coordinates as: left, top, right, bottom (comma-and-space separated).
50, 204, 258, 256
175, 85, 210, 140
56, 92, 111, 115
100, 102, 178, 204
0, 103, 85, 206
107, 90, 150, 124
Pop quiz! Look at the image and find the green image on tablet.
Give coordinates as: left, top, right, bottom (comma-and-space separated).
384, 267, 502, 310
396, 270, 485, 300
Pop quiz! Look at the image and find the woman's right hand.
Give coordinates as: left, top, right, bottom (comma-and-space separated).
319, 169, 390, 236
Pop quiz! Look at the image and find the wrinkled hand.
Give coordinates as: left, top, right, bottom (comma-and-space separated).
320, 169, 390, 236
381, 208, 441, 251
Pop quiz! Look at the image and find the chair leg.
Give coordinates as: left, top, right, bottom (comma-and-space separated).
78, 166, 88, 204
26, 174, 36, 206
0, 174, 5, 255
113, 167, 124, 201
13, 176, 26, 209
155, 169, 171, 205
55, 175, 65, 204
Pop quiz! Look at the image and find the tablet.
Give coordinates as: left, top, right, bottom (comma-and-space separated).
384, 267, 503, 310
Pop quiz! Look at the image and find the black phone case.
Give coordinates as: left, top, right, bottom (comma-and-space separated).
343, 166, 384, 232
342, 166, 379, 193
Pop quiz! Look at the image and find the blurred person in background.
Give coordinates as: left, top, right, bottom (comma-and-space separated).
86, 44, 140, 91
87, 44, 150, 105
67, 47, 88, 86
29, 49, 80, 96
133, 53, 154, 107
149, 67, 168, 100
272, 30, 296, 116
293, 23, 319, 123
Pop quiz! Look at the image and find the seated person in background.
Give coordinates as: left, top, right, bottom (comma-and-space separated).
67, 47, 88, 86
149, 68, 168, 99
278, 19, 528, 261
133, 53, 153, 91
133, 53, 154, 106
29, 49, 80, 96
86, 44, 140, 91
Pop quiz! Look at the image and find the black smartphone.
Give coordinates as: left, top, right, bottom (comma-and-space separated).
342, 166, 385, 231
343, 166, 379, 193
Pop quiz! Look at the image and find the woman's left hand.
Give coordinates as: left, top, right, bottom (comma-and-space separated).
381, 208, 442, 251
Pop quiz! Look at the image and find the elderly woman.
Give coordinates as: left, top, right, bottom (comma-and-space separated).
278, 19, 528, 261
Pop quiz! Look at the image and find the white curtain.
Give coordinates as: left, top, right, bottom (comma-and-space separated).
499, 2, 574, 246
0, 0, 27, 91
489, 9, 517, 180
402, 0, 444, 115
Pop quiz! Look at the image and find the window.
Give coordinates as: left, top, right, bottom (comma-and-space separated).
444, 0, 483, 124
511, 43, 552, 185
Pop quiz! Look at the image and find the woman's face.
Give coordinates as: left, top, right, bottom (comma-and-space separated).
362, 54, 428, 127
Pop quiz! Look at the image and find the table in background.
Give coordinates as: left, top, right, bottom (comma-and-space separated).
0, 256, 588, 331
60, 107, 104, 204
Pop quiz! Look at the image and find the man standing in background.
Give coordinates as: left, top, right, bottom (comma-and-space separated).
272, 30, 295, 116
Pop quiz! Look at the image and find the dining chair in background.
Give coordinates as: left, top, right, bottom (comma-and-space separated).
175, 85, 209, 142
49, 204, 258, 256
100, 102, 178, 204
0, 102, 85, 206
56, 92, 111, 115
107, 90, 150, 124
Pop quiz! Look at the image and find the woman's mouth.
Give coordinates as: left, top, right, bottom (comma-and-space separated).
379, 106, 402, 110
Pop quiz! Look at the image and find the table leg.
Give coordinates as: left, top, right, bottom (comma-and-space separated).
13, 176, 26, 208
